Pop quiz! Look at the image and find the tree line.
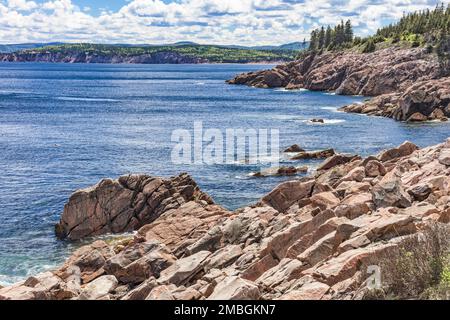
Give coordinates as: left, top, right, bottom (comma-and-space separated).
308, 20, 353, 51
374, 3, 450, 74
375, 3, 449, 43
305, 4, 450, 74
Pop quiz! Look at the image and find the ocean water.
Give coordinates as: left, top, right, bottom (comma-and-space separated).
0, 63, 449, 286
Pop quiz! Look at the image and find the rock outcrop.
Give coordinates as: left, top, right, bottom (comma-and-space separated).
1, 138, 450, 300
340, 77, 450, 121
227, 47, 437, 95
228, 47, 449, 122
55, 173, 213, 240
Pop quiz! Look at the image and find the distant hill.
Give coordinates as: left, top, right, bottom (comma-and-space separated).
0, 43, 299, 64
0, 42, 64, 53
250, 42, 309, 51
0, 41, 308, 53
214, 42, 309, 51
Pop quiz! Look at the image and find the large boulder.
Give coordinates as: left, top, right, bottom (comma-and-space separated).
438, 149, 450, 166
316, 154, 359, 171
372, 171, 412, 208
260, 179, 315, 212
158, 251, 211, 286
377, 141, 418, 162
208, 276, 260, 300
0, 272, 63, 300
104, 241, 175, 284
364, 160, 387, 177
55, 173, 213, 240
78, 275, 118, 300
277, 280, 330, 300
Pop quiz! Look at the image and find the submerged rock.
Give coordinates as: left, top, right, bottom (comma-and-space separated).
250, 166, 308, 177
291, 149, 335, 160
283, 144, 305, 153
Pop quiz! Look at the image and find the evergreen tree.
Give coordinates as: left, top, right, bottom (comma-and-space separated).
374, 3, 450, 44
309, 29, 318, 51
318, 26, 325, 49
345, 20, 354, 43
325, 26, 332, 48
308, 19, 354, 52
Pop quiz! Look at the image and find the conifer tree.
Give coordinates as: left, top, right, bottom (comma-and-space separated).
325, 26, 332, 48
345, 20, 354, 43
318, 26, 325, 49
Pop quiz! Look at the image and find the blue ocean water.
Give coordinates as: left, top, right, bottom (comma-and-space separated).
0, 62, 449, 285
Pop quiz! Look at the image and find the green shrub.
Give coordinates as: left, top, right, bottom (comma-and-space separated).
361, 223, 450, 300
362, 39, 376, 53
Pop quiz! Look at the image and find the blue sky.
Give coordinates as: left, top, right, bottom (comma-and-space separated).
0, 0, 448, 45
32, 0, 132, 15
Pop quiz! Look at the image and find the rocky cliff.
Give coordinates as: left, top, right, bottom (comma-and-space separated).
227, 47, 450, 122
0, 51, 208, 64
1, 138, 449, 300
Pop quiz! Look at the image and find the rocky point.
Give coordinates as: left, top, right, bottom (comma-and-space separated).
1, 137, 449, 300
227, 47, 450, 122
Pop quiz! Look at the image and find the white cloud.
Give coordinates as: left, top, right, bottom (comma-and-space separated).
7, 0, 37, 11
0, 0, 448, 45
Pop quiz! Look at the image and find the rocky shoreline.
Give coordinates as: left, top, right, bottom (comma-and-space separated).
227, 47, 450, 122
1, 138, 449, 300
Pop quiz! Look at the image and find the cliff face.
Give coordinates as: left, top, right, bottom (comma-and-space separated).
0, 51, 208, 64
1, 139, 449, 300
228, 47, 438, 94
228, 47, 450, 122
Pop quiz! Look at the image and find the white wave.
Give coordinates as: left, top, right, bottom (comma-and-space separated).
321, 107, 339, 112
324, 92, 336, 95
195, 82, 205, 85
232, 154, 281, 165
272, 115, 305, 121
0, 274, 24, 286
274, 88, 308, 92
234, 174, 251, 180
55, 96, 119, 102
305, 119, 346, 125
0, 90, 32, 95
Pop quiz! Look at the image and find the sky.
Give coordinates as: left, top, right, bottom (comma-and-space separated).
0, 0, 448, 45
